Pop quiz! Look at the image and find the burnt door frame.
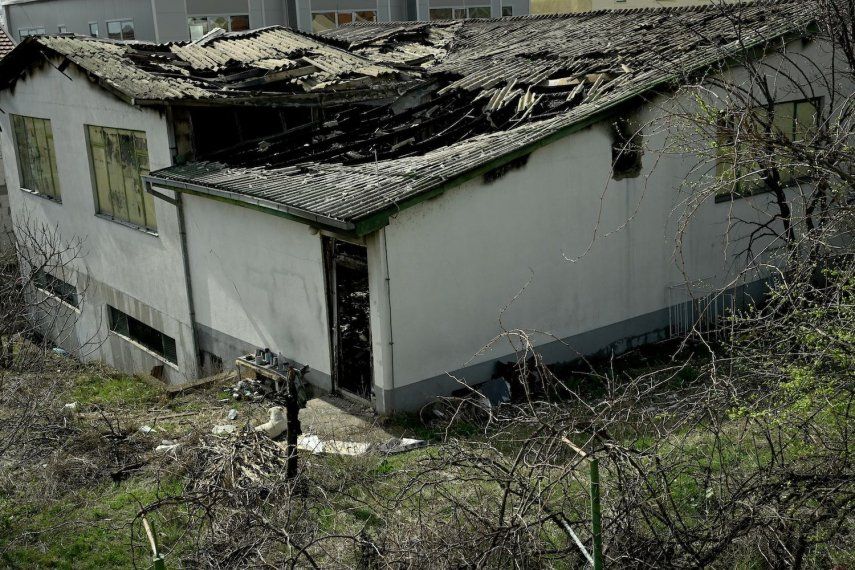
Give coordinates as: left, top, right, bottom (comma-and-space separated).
322, 236, 374, 400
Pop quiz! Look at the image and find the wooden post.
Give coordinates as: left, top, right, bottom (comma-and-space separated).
142, 516, 166, 570
284, 367, 300, 480
590, 458, 604, 570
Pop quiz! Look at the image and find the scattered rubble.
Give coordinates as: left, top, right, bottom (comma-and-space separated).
295, 434, 426, 457
254, 407, 287, 439
212, 424, 237, 436
227, 409, 238, 420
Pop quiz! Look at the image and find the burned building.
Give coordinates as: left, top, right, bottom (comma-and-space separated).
0, 2, 830, 411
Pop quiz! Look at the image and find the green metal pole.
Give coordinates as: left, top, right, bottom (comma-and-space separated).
591, 458, 604, 570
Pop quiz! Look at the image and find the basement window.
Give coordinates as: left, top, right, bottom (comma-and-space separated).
33, 270, 78, 307
11, 114, 61, 200
108, 306, 177, 364
502, 6, 514, 16
611, 115, 643, 180
87, 125, 156, 231
89, 23, 99, 37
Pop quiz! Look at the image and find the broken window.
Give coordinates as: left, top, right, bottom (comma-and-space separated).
107, 19, 135, 40
108, 306, 177, 364
11, 114, 61, 200
188, 14, 250, 40
33, 270, 78, 307
716, 98, 820, 199
611, 115, 643, 180
87, 125, 156, 231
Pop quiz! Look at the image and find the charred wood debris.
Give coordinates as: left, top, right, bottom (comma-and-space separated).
0, 2, 816, 175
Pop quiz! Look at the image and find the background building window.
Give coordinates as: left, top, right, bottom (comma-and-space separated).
11, 115, 60, 200
502, 6, 513, 16
108, 306, 177, 364
57, 25, 68, 34
107, 19, 135, 40
311, 10, 375, 32
89, 22, 99, 37
87, 125, 156, 231
18, 27, 45, 40
188, 14, 250, 41
429, 7, 490, 20
33, 270, 78, 307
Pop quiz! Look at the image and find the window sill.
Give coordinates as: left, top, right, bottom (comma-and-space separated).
95, 213, 158, 237
20, 186, 61, 204
714, 178, 809, 204
34, 286, 81, 313
108, 330, 179, 370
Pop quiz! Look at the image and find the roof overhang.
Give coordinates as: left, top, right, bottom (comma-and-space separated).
143, 175, 358, 234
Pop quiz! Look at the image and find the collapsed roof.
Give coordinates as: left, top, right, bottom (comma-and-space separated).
149, 1, 817, 234
0, 27, 415, 105
0, 1, 818, 234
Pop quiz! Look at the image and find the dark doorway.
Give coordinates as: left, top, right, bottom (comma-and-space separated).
324, 238, 373, 399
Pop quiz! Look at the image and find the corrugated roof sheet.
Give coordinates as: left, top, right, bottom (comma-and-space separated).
151, 1, 817, 231
0, 26, 412, 103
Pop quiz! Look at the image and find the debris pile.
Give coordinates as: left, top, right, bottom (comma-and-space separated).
189, 430, 295, 496
228, 349, 310, 407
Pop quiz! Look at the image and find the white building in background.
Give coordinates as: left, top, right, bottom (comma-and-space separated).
1, 0, 529, 40
0, 3, 832, 412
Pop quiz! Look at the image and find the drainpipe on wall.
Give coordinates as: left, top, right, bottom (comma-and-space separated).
380, 228, 396, 412
163, 106, 201, 380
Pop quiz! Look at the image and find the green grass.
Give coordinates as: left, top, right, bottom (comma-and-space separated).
0, 477, 185, 569
68, 372, 162, 408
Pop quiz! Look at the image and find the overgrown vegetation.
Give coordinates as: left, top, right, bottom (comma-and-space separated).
0, 0, 853, 567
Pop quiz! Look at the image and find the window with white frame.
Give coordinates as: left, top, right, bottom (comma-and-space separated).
87, 125, 156, 231
188, 14, 250, 40
311, 10, 376, 32
11, 114, 61, 200
107, 19, 135, 40
429, 6, 490, 20
18, 27, 45, 40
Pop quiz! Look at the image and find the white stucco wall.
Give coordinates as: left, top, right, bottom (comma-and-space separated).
0, 60, 195, 382
378, 38, 834, 396
180, 193, 333, 384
